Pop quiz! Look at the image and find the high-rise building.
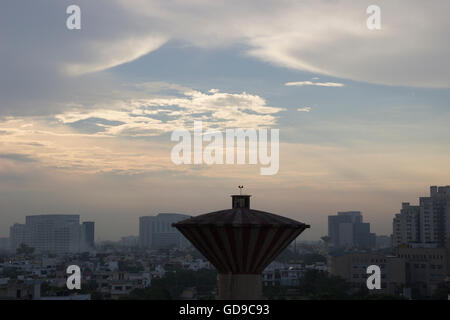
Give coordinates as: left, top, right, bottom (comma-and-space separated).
392, 186, 450, 248
392, 202, 421, 247
139, 213, 191, 249
81, 221, 95, 251
9, 215, 94, 254
420, 186, 450, 246
25, 215, 81, 253
328, 211, 374, 249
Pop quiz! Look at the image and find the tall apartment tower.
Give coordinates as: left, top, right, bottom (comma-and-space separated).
392, 186, 450, 248
419, 186, 450, 246
392, 202, 421, 247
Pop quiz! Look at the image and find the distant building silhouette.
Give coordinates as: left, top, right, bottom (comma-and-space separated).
139, 213, 191, 249
375, 235, 392, 249
9, 223, 28, 252
0, 237, 9, 252
81, 221, 95, 251
328, 211, 375, 249
119, 236, 139, 247
9, 215, 94, 254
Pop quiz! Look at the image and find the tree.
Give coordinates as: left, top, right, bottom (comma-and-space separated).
431, 282, 450, 300
298, 270, 351, 299
275, 249, 326, 264
125, 287, 172, 300
16, 243, 35, 256
1, 267, 20, 279
299, 253, 327, 265
41, 280, 104, 300
126, 269, 217, 300
263, 285, 289, 300
351, 286, 406, 300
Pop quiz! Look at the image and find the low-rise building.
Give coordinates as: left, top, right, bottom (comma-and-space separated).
0, 278, 41, 300
394, 246, 449, 297
328, 246, 450, 297
329, 252, 404, 294
262, 261, 326, 287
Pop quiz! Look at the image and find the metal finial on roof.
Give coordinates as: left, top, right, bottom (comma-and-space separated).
238, 185, 244, 195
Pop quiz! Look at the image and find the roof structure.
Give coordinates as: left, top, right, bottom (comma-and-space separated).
174, 194, 310, 274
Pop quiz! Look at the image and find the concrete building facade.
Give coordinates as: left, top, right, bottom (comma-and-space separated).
329, 252, 404, 294
393, 202, 421, 247
329, 246, 450, 297
419, 186, 450, 246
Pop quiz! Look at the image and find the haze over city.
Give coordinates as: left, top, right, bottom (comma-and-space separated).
2, 0, 450, 242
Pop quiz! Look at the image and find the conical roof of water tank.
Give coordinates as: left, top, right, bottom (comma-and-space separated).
173, 194, 309, 274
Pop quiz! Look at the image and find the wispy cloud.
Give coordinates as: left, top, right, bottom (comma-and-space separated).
65, 35, 167, 76
297, 107, 311, 112
285, 81, 344, 87
0, 153, 36, 163
1, 0, 449, 107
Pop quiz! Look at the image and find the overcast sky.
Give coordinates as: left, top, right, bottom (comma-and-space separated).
1, 0, 450, 241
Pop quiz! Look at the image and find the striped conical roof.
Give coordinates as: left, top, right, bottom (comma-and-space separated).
174, 195, 309, 274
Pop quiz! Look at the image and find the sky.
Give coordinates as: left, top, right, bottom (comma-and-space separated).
1, 0, 450, 241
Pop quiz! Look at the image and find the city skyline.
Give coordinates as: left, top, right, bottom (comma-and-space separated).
2, 1, 450, 243
5, 184, 449, 247
2, 185, 448, 242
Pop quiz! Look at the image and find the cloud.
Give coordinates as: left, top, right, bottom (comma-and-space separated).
297, 107, 311, 112
55, 87, 284, 136
0, 115, 174, 175
0, 1, 167, 76
0, 153, 37, 163
117, 0, 450, 88
2, 1, 450, 242
0, 1, 166, 114
0, 85, 284, 174
65, 35, 167, 76
1, 0, 449, 109
286, 81, 344, 87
